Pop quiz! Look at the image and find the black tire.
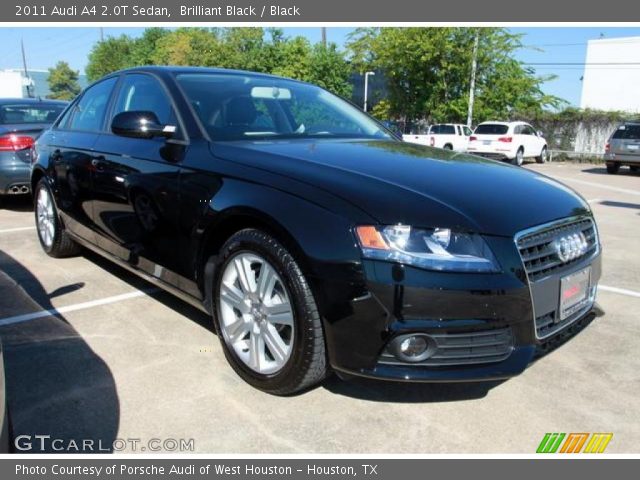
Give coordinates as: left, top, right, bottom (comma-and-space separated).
210, 228, 327, 395
536, 146, 548, 164
443, 144, 453, 151
630, 166, 639, 173
34, 179, 81, 258
606, 162, 620, 174
512, 148, 524, 166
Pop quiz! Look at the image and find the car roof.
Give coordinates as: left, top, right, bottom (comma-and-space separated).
478, 121, 528, 126
0, 97, 68, 105
108, 65, 311, 85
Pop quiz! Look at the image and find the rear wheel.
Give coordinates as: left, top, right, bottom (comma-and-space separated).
211, 229, 327, 395
536, 146, 548, 164
606, 162, 620, 174
34, 179, 80, 257
630, 166, 639, 173
512, 148, 524, 166
443, 144, 453, 151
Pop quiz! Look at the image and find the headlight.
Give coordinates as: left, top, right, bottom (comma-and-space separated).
355, 225, 500, 273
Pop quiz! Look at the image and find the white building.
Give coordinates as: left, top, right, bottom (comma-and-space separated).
580, 36, 640, 113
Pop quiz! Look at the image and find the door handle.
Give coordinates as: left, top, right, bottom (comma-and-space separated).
91, 157, 106, 171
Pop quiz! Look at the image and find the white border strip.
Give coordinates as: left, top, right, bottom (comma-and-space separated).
553, 177, 640, 196
599, 285, 640, 299
2, 22, 640, 27
0, 226, 35, 234
0, 289, 152, 327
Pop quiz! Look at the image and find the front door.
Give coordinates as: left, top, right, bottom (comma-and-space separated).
90, 73, 187, 289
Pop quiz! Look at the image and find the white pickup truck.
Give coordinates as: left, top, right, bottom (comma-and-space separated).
403, 123, 472, 151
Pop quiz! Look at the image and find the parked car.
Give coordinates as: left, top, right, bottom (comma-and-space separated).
467, 121, 548, 166
403, 123, 472, 151
32, 67, 601, 394
604, 121, 640, 174
0, 98, 67, 201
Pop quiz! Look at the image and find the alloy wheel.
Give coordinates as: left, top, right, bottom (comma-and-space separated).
218, 253, 295, 375
36, 186, 55, 248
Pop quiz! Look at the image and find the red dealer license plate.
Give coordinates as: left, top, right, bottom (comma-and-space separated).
559, 266, 591, 320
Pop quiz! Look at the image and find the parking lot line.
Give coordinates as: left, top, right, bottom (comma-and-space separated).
553, 176, 640, 197
599, 285, 640, 299
0, 226, 35, 234
0, 289, 157, 327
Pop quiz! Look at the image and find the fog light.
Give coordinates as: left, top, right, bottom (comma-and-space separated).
400, 336, 428, 357
390, 334, 434, 363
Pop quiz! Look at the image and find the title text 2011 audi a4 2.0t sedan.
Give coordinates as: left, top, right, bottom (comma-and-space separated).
31, 67, 602, 394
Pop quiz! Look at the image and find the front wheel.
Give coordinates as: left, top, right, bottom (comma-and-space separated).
34, 179, 81, 258
606, 162, 620, 174
211, 229, 327, 395
536, 146, 548, 164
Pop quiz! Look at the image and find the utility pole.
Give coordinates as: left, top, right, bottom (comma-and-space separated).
321, 27, 327, 47
466, 30, 479, 128
363, 71, 375, 112
100, 27, 104, 41
21, 38, 33, 98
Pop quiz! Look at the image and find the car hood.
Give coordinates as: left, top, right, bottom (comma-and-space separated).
212, 139, 590, 236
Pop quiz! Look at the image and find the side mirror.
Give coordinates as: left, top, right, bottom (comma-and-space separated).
111, 111, 176, 139
537, 130, 544, 137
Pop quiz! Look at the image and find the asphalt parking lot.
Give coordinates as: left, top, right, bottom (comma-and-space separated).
0, 162, 638, 453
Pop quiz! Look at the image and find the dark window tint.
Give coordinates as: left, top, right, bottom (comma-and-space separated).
68, 77, 117, 132
112, 74, 175, 127
612, 124, 640, 140
474, 124, 509, 135
431, 124, 455, 135
0, 103, 65, 124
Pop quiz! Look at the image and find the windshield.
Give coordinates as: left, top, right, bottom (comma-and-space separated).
176, 73, 391, 141
0, 103, 65, 125
474, 124, 509, 135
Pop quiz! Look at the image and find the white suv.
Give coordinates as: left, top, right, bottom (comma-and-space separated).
467, 121, 548, 166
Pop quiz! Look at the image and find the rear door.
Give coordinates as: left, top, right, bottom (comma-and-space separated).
610, 124, 640, 162
90, 73, 187, 288
44, 77, 118, 242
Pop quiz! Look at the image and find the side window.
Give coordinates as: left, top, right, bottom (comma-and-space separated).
111, 74, 176, 129
463, 126, 472, 136
514, 125, 522, 135
67, 77, 118, 132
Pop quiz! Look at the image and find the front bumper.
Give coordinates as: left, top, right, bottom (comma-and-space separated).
323, 233, 602, 383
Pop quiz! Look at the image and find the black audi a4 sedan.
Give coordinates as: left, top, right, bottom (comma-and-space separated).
31, 67, 601, 394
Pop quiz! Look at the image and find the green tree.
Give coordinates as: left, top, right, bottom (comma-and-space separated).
130, 27, 170, 66
347, 27, 564, 126
86, 35, 134, 81
307, 43, 353, 98
47, 61, 81, 100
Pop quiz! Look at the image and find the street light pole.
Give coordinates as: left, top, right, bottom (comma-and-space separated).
364, 71, 375, 112
466, 30, 479, 128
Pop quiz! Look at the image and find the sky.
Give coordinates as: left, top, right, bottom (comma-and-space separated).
1, 26, 639, 106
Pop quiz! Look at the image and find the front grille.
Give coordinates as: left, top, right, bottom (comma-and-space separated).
516, 218, 598, 282
379, 327, 514, 367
